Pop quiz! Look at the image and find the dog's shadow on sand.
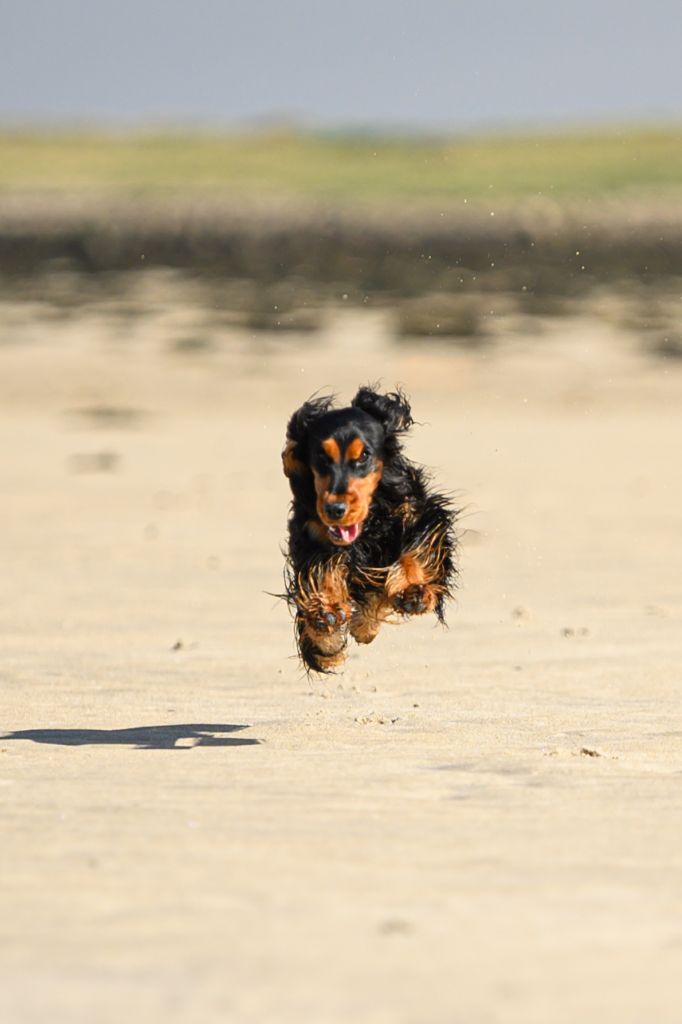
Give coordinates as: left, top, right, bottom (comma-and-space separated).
1, 723, 260, 751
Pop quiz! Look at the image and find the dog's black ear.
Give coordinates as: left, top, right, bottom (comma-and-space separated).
351, 385, 413, 436
282, 394, 334, 479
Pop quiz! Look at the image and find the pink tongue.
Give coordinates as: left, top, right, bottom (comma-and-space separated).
338, 523, 359, 543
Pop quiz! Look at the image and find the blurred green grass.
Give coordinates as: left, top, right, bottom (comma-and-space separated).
1, 127, 681, 199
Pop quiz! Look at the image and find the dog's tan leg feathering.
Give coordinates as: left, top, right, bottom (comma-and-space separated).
294, 559, 353, 672
349, 592, 392, 645
385, 544, 447, 616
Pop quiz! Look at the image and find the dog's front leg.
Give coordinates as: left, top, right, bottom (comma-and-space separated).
293, 558, 353, 673
385, 553, 442, 616
385, 504, 456, 623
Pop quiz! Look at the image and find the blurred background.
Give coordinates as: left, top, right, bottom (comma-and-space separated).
3, 3, 682, 1023
1, 0, 681, 348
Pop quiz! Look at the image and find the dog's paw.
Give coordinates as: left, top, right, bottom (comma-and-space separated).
306, 599, 351, 635
391, 583, 437, 616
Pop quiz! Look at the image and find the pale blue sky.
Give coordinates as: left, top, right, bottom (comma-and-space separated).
1, 0, 681, 130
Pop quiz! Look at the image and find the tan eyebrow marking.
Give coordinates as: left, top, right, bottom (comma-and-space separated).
321, 438, 341, 463
345, 438, 365, 461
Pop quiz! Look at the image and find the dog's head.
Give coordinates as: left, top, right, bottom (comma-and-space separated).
283, 386, 412, 546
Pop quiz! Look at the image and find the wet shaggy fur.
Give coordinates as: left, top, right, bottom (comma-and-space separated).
282, 385, 457, 673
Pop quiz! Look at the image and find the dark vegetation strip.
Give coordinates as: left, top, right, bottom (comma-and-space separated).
1, 193, 682, 300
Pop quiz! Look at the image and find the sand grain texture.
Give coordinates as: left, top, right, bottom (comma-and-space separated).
2, 295, 682, 1022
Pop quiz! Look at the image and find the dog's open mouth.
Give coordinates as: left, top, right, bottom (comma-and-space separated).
327, 522, 362, 545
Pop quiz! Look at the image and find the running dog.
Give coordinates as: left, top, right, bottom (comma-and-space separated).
282, 385, 457, 672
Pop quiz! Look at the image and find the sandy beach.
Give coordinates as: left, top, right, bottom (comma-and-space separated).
2, 277, 682, 1022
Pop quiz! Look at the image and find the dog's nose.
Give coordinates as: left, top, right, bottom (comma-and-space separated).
325, 501, 347, 521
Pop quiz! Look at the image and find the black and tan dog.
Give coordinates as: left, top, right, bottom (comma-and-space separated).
282, 385, 457, 673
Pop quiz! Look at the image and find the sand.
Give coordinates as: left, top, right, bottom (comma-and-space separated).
2, 282, 682, 1022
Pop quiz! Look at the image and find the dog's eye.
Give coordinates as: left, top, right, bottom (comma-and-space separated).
352, 451, 370, 468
